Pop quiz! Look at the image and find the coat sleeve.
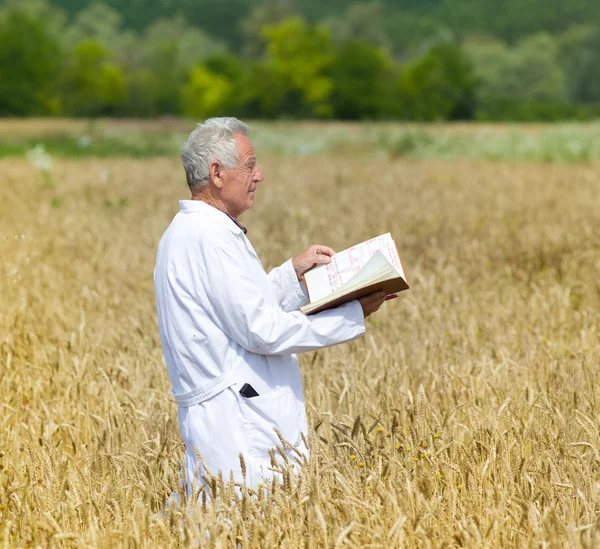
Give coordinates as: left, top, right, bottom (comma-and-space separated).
267, 258, 309, 312
203, 245, 365, 356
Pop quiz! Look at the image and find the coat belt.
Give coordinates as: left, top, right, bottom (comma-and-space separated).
172, 370, 235, 407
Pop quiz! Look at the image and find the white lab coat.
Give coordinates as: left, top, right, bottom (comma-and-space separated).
154, 200, 365, 492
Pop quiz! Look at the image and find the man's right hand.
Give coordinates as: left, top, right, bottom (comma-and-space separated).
358, 290, 387, 319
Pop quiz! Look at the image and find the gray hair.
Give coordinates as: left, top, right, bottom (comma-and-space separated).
181, 117, 249, 190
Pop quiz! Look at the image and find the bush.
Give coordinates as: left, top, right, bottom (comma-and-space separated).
0, 8, 62, 115
397, 43, 476, 121
330, 40, 397, 119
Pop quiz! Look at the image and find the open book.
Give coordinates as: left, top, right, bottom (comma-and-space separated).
300, 233, 409, 315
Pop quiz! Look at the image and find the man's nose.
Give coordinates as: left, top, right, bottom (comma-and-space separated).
254, 165, 264, 182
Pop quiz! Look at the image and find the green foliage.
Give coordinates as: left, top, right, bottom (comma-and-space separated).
0, 7, 62, 115
240, 1, 298, 57
97, 64, 128, 115
473, 99, 595, 122
434, 0, 598, 44
398, 43, 476, 121
133, 17, 224, 116
139, 15, 224, 69
382, 12, 451, 57
204, 54, 260, 116
62, 39, 106, 116
259, 17, 335, 118
145, 41, 187, 115
182, 66, 233, 119
468, 34, 566, 101
22, 0, 600, 55
181, 50, 264, 119
330, 40, 396, 119
182, 0, 254, 52
558, 25, 600, 104
1, 0, 600, 121
466, 33, 574, 120
125, 70, 161, 117
1, 0, 67, 39
60, 39, 129, 116
325, 1, 389, 50
62, 2, 129, 52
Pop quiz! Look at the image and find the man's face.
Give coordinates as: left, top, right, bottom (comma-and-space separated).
221, 134, 263, 218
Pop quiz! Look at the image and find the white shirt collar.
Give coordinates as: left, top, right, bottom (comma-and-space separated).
179, 200, 245, 235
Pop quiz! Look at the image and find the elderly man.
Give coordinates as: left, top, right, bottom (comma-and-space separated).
154, 117, 386, 494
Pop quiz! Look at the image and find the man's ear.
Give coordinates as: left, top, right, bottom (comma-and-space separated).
209, 161, 224, 189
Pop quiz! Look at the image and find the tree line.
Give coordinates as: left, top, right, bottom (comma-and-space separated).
1, 0, 599, 120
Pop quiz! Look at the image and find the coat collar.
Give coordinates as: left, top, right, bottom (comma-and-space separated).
179, 200, 247, 235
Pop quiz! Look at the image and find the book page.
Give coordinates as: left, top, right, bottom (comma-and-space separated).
325, 250, 395, 300
300, 251, 404, 315
304, 233, 404, 303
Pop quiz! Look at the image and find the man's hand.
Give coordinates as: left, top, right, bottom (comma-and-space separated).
358, 291, 387, 319
292, 244, 335, 280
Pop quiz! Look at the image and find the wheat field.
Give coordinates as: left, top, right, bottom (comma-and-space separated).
1, 139, 599, 547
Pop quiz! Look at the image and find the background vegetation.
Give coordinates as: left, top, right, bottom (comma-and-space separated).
1, 119, 599, 547
4, 119, 600, 163
1, 0, 600, 120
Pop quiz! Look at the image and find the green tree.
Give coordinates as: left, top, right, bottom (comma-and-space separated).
125, 70, 160, 117
260, 17, 335, 118
62, 39, 109, 115
139, 15, 224, 67
324, 1, 390, 50
62, 39, 128, 116
559, 25, 600, 104
0, 7, 62, 115
130, 39, 186, 115
466, 33, 568, 119
36, 0, 600, 56
181, 66, 233, 119
137, 16, 225, 115
240, 1, 298, 58
398, 42, 476, 120
97, 64, 128, 114
183, 53, 262, 118
511, 34, 567, 101
0, 0, 67, 40
181, 0, 253, 52
330, 40, 397, 119
203, 53, 260, 116
63, 2, 136, 58
382, 11, 452, 58
435, 0, 596, 43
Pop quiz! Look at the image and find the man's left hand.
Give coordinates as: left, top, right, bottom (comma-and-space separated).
292, 245, 335, 280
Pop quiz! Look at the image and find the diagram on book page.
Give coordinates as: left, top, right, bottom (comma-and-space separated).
304, 233, 405, 303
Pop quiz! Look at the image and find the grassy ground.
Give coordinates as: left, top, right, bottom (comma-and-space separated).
2, 118, 600, 162
1, 121, 599, 547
